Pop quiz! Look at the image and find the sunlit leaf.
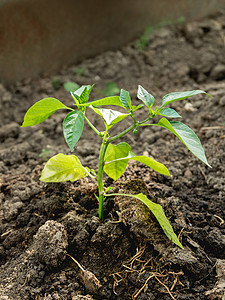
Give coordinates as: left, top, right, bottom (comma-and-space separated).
71, 84, 94, 104
157, 118, 211, 167
105, 151, 170, 176
80, 96, 126, 108
128, 193, 183, 248
22, 98, 71, 127
90, 106, 130, 127
40, 153, 89, 182
63, 111, 84, 152
137, 85, 154, 108
104, 142, 131, 180
161, 90, 208, 108
158, 107, 182, 118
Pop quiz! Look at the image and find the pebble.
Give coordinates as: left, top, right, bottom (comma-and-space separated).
210, 64, 225, 80
184, 103, 196, 112
219, 95, 225, 106
184, 169, 192, 178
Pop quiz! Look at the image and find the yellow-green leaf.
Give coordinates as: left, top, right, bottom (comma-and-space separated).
40, 153, 89, 182
80, 96, 125, 108
104, 142, 131, 180
105, 150, 170, 177
22, 98, 70, 127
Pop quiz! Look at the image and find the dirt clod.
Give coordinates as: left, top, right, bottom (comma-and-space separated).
32, 220, 68, 268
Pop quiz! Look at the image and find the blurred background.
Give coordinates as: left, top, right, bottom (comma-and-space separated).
0, 0, 224, 83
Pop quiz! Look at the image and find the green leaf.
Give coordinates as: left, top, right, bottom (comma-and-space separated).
104, 186, 114, 193
128, 193, 183, 248
71, 84, 94, 104
158, 107, 182, 118
129, 153, 170, 176
40, 153, 89, 182
137, 85, 154, 108
120, 89, 131, 109
105, 151, 170, 176
90, 106, 130, 128
157, 118, 211, 167
103, 82, 120, 96
64, 82, 80, 92
161, 90, 208, 108
131, 104, 144, 112
80, 96, 126, 108
63, 111, 84, 152
104, 142, 131, 180
22, 98, 71, 127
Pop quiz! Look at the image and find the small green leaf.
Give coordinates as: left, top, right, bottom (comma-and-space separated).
131, 104, 144, 112
104, 186, 114, 193
120, 89, 131, 109
128, 193, 183, 248
105, 151, 170, 176
158, 107, 182, 118
161, 90, 208, 108
90, 106, 130, 127
80, 96, 126, 108
157, 118, 211, 167
64, 82, 80, 92
71, 85, 94, 104
22, 98, 71, 127
104, 142, 131, 180
103, 82, 120, 96
63, 111, 84, 152
137, 85, 154, 108
40, 153, 89, 182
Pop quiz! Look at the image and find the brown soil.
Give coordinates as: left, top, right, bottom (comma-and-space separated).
0, 10, 225, 300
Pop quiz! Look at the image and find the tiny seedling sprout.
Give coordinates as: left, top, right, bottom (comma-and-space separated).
22, 85, 211, 248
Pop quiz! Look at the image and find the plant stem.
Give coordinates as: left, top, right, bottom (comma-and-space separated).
97, 133, 109, 220
83, 115, 101, 137
108, 116, 152, 143
108, 123, 136, 143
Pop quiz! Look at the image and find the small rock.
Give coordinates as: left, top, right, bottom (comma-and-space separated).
184, 103, 196, 112
184, 169, 192, 178
219, 95, 225, 106
210, 64, 225, 80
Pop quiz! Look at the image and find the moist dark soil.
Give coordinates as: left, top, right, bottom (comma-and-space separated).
0, 10, 225, 300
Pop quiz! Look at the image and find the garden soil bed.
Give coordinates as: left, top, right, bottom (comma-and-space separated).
0, 10, 225, 300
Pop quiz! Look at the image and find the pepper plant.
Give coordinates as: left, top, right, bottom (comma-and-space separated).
22, 85, 211, 248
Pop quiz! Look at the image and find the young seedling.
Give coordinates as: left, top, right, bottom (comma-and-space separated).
22, 85, 211, 248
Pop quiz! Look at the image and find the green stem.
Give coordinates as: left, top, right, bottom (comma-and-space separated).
139, 116, 151, 125
108, 123, 136, 143
84, 115, 101, 137
104, 193, 133, 197
97, 132, 109, 220
108, 116, 152, 143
